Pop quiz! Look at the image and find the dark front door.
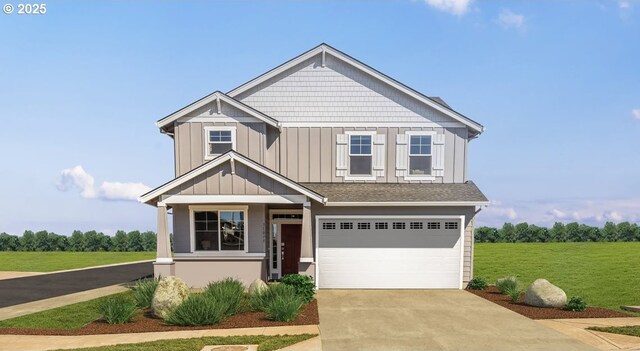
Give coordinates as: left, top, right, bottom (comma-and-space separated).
281, 223, 302, 276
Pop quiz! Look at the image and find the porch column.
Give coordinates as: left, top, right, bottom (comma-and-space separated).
154, 202, 174, 277
300, 201, 314, 263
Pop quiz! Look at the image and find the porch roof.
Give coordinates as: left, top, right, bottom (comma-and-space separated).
301, 181, 488, 206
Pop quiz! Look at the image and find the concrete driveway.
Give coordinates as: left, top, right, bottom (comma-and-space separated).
317, 290, 598, 351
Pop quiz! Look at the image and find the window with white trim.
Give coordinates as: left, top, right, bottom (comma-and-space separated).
193, 209, 246, 251
409, 222, 423, 230
409, 135, 432, 176
392, 222, 405, 230
357, 222, 371, 230
349, 134, 372, 176
427, 222, 441, 230
205, 127, 236, 159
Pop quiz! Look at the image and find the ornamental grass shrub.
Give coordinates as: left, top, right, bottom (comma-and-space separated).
496, 276, 519, 294
203, 277, 246, 317
98, 294, 138, 324
165, 293, 227, 326
130, 277, 159, 309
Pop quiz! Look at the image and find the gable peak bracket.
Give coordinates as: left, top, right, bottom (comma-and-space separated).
216, 96, 222, 115
230, 157, 236, 175
321, 47, 326, 68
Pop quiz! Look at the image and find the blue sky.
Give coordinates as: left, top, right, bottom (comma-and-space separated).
0, 0, 638, 235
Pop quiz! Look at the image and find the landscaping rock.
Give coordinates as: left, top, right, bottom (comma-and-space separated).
152, 276, 190, 319
248, 278, 268, 296
524, 279, 567, 308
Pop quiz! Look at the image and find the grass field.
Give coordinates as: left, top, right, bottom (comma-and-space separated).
0, 252, 154, 272
474, 242, 640, 311
53, 335, 315, 351
588, 326, 640, 338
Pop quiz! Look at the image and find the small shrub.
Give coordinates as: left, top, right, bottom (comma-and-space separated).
496, 276, 519, 294
281, 274, 315, 303
98, 294, 138, 324
505, 287, 521, 303
165, 293, 227, 326
565, 296, 587, 312
264, 293, 305, 322
467, 276, 488, 290
130, 277, 159, 309
203, 278, 245, 317
250, 283, 291, 312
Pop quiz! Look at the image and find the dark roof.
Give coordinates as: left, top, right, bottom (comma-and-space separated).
301, 181, 488, 203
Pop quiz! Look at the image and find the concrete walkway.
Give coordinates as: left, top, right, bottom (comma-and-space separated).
0, 284, 129, 321
0, 325, 320, 351
317, 289, 598, 351
537, 318, 640, 350
0, 261, 152, 308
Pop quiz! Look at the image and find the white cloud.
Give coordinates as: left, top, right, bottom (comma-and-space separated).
632, 109, 640, 120
619, 1, 630, 9
423, 0, 472, 16
57, 165, 97, 199
482, 200, 518, 222
497, 9, 525, 30
57, 166, 150, 201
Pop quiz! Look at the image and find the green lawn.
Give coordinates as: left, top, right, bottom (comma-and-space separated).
474, 242, 640, 311
54, 335, 315, 351
0, 291, 134, 329
0, 252, 154, 272
588, 326, 640, 338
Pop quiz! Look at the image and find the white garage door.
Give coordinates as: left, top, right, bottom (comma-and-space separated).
317, 216, 463, 289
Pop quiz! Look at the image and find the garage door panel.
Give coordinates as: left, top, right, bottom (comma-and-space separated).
317, 217, 462, 289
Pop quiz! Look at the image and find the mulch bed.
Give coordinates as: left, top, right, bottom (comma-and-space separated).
468, 286, 631, 319
0, 299, 319, 336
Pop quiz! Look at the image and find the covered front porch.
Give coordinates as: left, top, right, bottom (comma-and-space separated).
152, 195, 317, 287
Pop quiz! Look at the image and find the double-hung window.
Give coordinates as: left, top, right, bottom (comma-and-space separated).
205, 127, 236, 159
408, 135, 432, 176
349, 134, 372, 176
192, 207, 246, 252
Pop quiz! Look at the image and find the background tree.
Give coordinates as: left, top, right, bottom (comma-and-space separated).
112, 230, 128, 251
141, 231, 157, 251
19, 230, 36, 251
601, 222, 618, 242
565, 222, 581, 242
68, 230, 86, 251
0, 233, 20, 251
126, 231, 143, 251
548, 222, 567, 242
34, 230, 52, 251
499, 223, 516, 243
514, 222, 530, 242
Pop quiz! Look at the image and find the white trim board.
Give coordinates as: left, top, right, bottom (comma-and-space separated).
324, 201, 489, 207
227, 43, 484, 134
163, 195, 307, 205
138, 151, 326, 204
157, 91, 280, 130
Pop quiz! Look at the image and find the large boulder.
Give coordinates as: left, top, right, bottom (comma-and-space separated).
524, 279, 567, 308
248, 278, 269, 296
151, 276, 190, 319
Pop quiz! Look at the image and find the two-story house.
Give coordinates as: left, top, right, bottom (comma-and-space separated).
139, 44, 488, 289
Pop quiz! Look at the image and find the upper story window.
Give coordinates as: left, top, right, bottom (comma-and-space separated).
349, 134, 372, 176
408, 135, 432, 176
205, 127, 236, 160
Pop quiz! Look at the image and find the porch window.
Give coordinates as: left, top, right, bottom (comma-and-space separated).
205, 127, 236, 159
349, 134, 372, 176
193, 209, 245, 251
408, 135, 432, 176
